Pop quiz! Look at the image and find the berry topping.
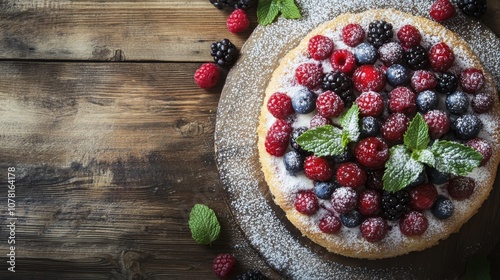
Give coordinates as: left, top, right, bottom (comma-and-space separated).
399, 211, 429, 236
452, 114, 482, 140
409, 183, 438, 211
236, 270, 266, 280
388, 87, 417, 115
304, 156, 334, 181
354, 137, 389, 169
447, 176, 475, 200
331, 187, 359, 214
322, 70, 353, 96
295, 191, 319, 215
457, 0, 487, 18
366, 169, 384, 191
382, 113, 410, 142
386, 64, 410, 87
291, 88, 317, 114
316, 91, 345, 118
466, 138, 492, 166
405, 45, 429, 70
446, 91, 469, 115
472, 92, 493, 114
227, 9, 250, 33
332, 149, 355, 164
342, 23, 366, 47
411, 70, 437, 92
417, 90, 439, 113
284, 150, 305, 175
319, 214, 342, 233
424, 110, 450, 139
336, 162, 367, 189
429, 42, 455, 72
353, 65, 386, 92
330, 49, 357, 75
378, 42, 404, 66
360, 217, 388, 242
265, 119, 292, 156
436, 72, 459, 94
309, 113, 333, 128
213, 253, 237, 279
308, 35, 335, 61
358, 189, 382, 216
341, 210, 363, 228
460, 68, 485, 94
194, 63, 220, 89
381, 190, 410, 221
431, 195, 454, 219
430, 0, 456, 22
397, 25, 422, 49
360, 116, 382, 138
295, 63, 323, 89
290, 126, 308, 153
355, 91, 384, 117
267, 92, 294, 119
409, 170, 428, 188
354, 43, 378, 65
314, 180, 338, 200
211, 39, 238, 67
428, 167, 450, 185
367, 20, 393, 48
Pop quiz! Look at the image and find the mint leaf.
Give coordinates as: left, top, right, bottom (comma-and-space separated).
188, 204, 221, 245
383, 145, 424, 192
281, 0, 301, 19
340, 104, 360, 143
404, 113, 430, 151
257, 0, 280, 26
413, 149, 435, 167
464, 254, 491, 280
430, 140, 483, 176
296, 125, 345, 157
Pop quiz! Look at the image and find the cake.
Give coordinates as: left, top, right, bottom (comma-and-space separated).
257, 9, 500, 259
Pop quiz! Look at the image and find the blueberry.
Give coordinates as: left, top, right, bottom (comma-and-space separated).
453, 114, 482, 140
416, 90, 438, 113
290, 126, 309, 154
314, 181, 339, 200
408, 169, 428, 187
386, 64, 410, 86
446, 91, 469, 115
283, 150, 305, 175
332, 148, 354, 164
292, 88, 316, 114
341, 210, 362, 228
360, 116, 381, 138
428, 167, 449, 185
354, 43, 378, 65
431, 195, 454, 219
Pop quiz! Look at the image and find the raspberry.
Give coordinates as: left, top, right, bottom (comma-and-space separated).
316, 91, 345, 118
397, 25, 422, 49
336, 162, 367, 189
354, 137, 389, 169
472, 92, 493, 114
331, 187, 358, 214
382, 113, 410, 142
360, 217, 388, 242
388, 87, 417, 115
409, 183, 438, 211
304, 156, 333, 181
352, 65, 386, 93
366, 169, 384, 191
466, 138, 492, 166
267, 92, 294, 119
411, 70, 437, 93
358, 189, 382, 216
430, 0, 456, 22
227, 9, 250, 33
194, 63, 220, 89
330, 49, 356, 75
342, 23, 366, 47
355, 91, 384, 117
213, 253, 237, 279
310, 113, 332, 128
295, 191, 319, 215
429, 42, 455, 72
424, 110, 450, 139
319, 214, 342, 233
460, 68, 485, 94
295, 63, 323, 89
447, 176, 475, 200
399, 211, 429, 236
379, 42, 404, 66
265, 119, 292, 156
308, 35, 334, 61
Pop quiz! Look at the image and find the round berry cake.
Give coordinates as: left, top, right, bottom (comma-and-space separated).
257, 9, 500, 259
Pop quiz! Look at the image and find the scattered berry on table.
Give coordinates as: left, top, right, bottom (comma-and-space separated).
386, 64, 410, 87
397, 24, 422, 49
322, 71, 353, 96
405, 45, 429, 70
452, 114, 482, 140
428, 167, 450, 185
354, 137, 389, 169
429, 42, 455, 72
361, 217, 388, 242
209, 0, 232, 10
382, 113, 410, 142
430, 0, 456, 22
290, 126, 309, 154
366, 169, 384, 191
212, 253, 237, 279
445, 91, 469, 115
354, 43, 378, 65
336, 162, 367, 189
304, 156, 334, 182
367, 20, 393, 48
332, 148, 354, 164
471, 92, 493, 114
314, 180, 339, 200
331, 186, 359, 214
211, 39, 238, 67
295, 191, 319, 215
291, 88, 317, 114
436, 72, 459, 94
356, 91, 384, 117
236, 270, 267, 280
330, 49, 357, 75
460, 68, 485, 94
316, 91, 345, 118
341, 210, 363, 228
388, 87, 417, 115
456, 0, 487, 18
381, 190, 410, 221
194, 63, 220, 89
378, 42, 404, 66
233, 0, 255, 10
319, 214, 342, 233
411, 70, 437, 92
284, 150, 305, 175
267, 92, 294, 119
295, 63, 323, 89
417, 90, 439, 113
227, 9, 250, 33
466, 138, 492, 166
265, 119, 292, 156
399, 211, 429, 236
431, 195, 454, 219
308, 35, 335, 61
353, 65, 386, 92
360, 116, 382, 138
409, 183, 438, 211
309, 113, 333, 128
358, 189, 382, 216
342, 23, 366, 47
424, 110, 451, 139
447, 176, 475, 200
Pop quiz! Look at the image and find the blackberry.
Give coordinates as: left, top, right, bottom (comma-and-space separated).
436, 72, 458, 94
210, 39, 238, 67
457, 0, 487, 18
290, 126, 309, 154
367, 20, 393, 48
322, 71, 354, 104
236, 270, 267, 280
209, 0, 232, 9
381, 190, 410, 221
405, 45, 429, 70
234, 0, 255, 10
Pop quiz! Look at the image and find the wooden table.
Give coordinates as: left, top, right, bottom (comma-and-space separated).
0, 1, 499, 279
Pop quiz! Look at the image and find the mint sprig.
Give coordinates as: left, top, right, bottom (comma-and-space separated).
257, 0, 301, 26
383, 146, 424, 192
188, 204, 221, 245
